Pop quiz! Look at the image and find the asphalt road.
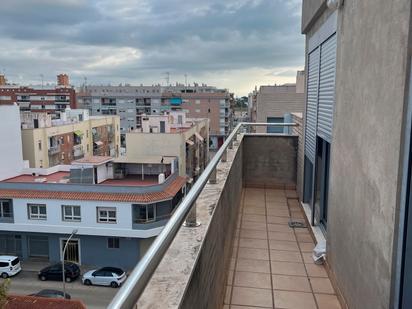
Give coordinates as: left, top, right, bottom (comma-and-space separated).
5, 270, 118, 308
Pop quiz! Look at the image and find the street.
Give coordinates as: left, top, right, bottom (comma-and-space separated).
5, 270, 118, 308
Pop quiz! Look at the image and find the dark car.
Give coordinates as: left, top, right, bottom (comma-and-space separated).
29, 289, 71, 299
38, 262, 80, 282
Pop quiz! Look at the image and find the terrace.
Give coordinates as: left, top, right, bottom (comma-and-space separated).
108, 123, 344, 309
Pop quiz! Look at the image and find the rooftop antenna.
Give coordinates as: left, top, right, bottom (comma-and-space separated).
84, 76, 88, 90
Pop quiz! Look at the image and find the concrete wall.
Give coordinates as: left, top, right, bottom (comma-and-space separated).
243, 135, 298, 188
0, 105, 24, 180
324, 1, 412, 309
301, 0, 326, 33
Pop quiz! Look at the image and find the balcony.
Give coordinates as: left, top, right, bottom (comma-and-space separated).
48, 145, 60, 155
73, 144, 84, 159
107, 123, 343, 309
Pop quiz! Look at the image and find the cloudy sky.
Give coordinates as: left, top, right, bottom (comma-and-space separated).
0, 0, 304, 96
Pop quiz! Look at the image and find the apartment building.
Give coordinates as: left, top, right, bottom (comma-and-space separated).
126, 111, 209, 184
76, 84, 233, 149
0, 74, 76, 114
249, 71, 305, 133
21, 109, 120, 168
299, 0, 412, 308
0, 156, 185, 269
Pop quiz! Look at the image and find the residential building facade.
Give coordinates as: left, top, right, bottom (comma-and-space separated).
0, 156, 185, 269
125, 111, 209, 184
0, 74, 76, 114
300, 0, 412, 308
249, 71, 305, 133
21, 109, 120, 168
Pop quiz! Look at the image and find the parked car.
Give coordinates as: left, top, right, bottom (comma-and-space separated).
29, 289, 71, 299
82, 267, 126, 288
0, 255, 21, 278
38, 262, 80, 282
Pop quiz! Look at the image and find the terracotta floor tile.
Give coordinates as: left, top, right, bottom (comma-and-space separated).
267, 216, 290, 225
296, 233, 314, 243
227, 270, 234, 286
268, 231, 296, 242
243, 214, 266, 223
243, 207, 266, 215
287, 199, 300, 208
239, 238, 268, 249
233, 237, 239, 247
270, 250, 302, 263
272, 274, 311, 292
271, 261, 307, 276
241, 221, 267, 231
285, 191, 298, 198
234, 271, 272, 289
266, 201, 288, 208
231, 286, 273, 308
240, 229, 268, 240
315, 293, 342, 309
310, 277, 335, 294
267, 223, 292, 233
222, 305, 229, 309
266, 196, 288, 203
232, 245, 238, 258
230, 258, 236, 270
299, 242, 315, 252
290, 212, 305, 219
269, 240, 300, 252
230, 306, 262, 309
305, 263, 328, 278
238, 247, 270, 261
301, 252, 314, 264
267, 209, 290, 217
236, 258, 271, 273
274, 290, 317, 309
294, 227, 310, 234
224, 285, 231, 304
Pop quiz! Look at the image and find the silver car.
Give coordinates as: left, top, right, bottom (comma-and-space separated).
82, 267, 126, 288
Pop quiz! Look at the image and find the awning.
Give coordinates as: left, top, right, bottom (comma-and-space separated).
186, 140, 194, 146
94, 141, 104, 146
194, 132, 204, 142
74, 130, 84, 137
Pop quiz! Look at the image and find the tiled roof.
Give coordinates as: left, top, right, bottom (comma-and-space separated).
4, 295, 86, 309
72, 156, 113, 164
0, 177, 186, 203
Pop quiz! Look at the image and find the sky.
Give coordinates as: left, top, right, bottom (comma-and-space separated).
0, 0, 304, 96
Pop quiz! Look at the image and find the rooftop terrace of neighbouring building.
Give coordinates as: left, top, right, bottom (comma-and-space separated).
105, 123, 344, 309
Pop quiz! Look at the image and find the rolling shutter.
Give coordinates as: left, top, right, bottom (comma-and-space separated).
304, 47, 320, 163
317, 34, 337, 142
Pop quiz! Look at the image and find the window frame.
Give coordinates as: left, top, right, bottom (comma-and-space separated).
107, 237, 120, 249
62, 205, 81, 222
0, 200, 13, 218
97, 207, 117, 223
28, 204, 47, 220
134, 204, 156, 223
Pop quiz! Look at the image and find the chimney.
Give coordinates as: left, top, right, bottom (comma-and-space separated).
57, 74, 69, 87
0, 75, 6, 86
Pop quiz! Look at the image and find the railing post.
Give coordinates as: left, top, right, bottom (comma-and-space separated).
183, 202, 201, 227
228, 139, 233, 149
209, 167, 217, 184
222, 149, 227, 162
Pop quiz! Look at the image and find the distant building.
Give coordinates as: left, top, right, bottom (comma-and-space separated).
249, 71, 305, 133
21, 109, 120, 168
0, 74, 76, 114
0, 156, 185, 269
126, 111, 209, 184
76, 83, 233, 149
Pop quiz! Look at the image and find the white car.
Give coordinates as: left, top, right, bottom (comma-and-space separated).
0, 255, 21, 278
82, 267, 126, 288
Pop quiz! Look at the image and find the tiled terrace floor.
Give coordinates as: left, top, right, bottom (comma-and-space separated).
223, 187, 342, 309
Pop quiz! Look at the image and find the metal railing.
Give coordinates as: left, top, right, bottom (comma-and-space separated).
108, 122, 297, 309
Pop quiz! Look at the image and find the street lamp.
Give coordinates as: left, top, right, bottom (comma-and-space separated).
62, 229, 78, 298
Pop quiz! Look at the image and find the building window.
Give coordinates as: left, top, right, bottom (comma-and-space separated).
28, 204, 47, 220
0, 200, 13, 218
133, 204, 156, 223
62, 205, 81, 221
107, 237, 120, 249
195, 109, 201, 113
97, 207, 117, 223
38, 140, 42, 151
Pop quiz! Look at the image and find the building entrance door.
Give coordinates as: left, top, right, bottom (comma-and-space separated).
61, 239, 80, 264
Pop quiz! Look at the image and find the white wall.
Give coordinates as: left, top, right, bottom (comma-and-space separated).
0, 105, 24, 180
2, 198, 163, 238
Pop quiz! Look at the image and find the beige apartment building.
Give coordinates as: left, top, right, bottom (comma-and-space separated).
249, 71, 305, 133
21, 110, 120, 168
126, 112, 209, 183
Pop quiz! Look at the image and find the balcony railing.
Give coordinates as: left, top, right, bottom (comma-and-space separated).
48, 145, 60, 155
108, 122, 297, 309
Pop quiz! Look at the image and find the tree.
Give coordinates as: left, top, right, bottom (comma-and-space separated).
0, 279, 10, 306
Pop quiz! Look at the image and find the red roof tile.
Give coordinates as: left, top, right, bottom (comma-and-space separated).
0, 176, 186, 203
4, 295, 86, 309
